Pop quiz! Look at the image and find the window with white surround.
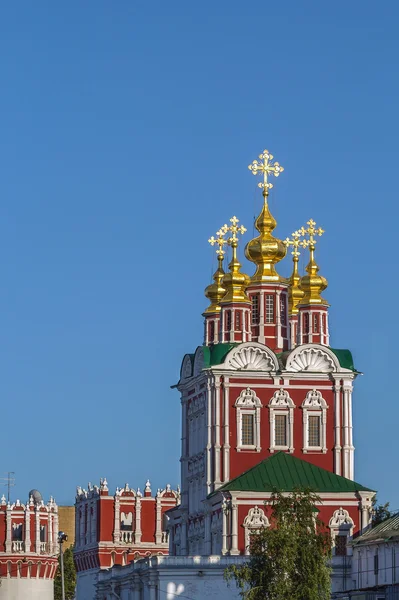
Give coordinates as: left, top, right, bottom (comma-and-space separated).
243, 506, 269, 555
235, 388, 262, 451
329, 507, 354, 557
251, 294, 259, 325
268, 389, 294, 453
302, 389, 328, 453
265, 295, 274, 323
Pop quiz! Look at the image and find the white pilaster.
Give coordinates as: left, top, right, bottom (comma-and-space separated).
223, 379, 230, 483
135, 495, 142, 544
48, 510, 53, 554
25, 505, 31, 554
276, 289, 283, 349
230, 501, 239, 555
334, 381, 342, 476
35, 506, 40, 553
221, 502, 227, 555
214, 378, 221, 486
113, 495, 120, 544
5, 506, 12, 553
155, 496, 162, 544
206, 381, 212, 493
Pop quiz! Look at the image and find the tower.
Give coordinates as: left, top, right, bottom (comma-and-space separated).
168, 147, 372, 568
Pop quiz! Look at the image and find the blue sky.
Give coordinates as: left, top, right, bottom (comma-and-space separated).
1, 1, 398, 508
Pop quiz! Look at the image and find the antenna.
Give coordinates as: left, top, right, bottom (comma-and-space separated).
0, 472, 15, 503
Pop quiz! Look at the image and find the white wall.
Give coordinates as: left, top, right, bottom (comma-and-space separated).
0, 578, 54, 600
76, 568, 99, 600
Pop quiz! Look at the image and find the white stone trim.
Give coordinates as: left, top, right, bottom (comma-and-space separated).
221, 342, 279, 372
285, 343, 343, 373
329, 507, 354, 555
301, 389, 328, 454
268, 389, 294, 453
235, 388, 262, 452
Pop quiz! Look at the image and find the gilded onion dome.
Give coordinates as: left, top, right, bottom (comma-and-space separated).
220, 216, 250, 304
246, 150, 286, 283
284, 232, 305, 315
204, 253, 226, 314
245, 190, 287, 283
297, 219, 329, 306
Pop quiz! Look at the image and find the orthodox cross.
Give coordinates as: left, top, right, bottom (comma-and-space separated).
208, 228, 228, 256
284, 230, 306, 257
221, 216, 247, 246
298, 219, 325, 248
248, 149, 284, 192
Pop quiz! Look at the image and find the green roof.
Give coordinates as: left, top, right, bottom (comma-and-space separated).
330, 348, 356, 371
351, 513, 399, 546
213, 452, 373, 495
203, 343, 238, 367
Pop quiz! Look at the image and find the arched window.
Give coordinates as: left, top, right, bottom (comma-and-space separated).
235, 388, 262, 451
268, 389, 295, 453
302, 390, 328, 453
329, 508, 354, 557
243, 506, 270, 555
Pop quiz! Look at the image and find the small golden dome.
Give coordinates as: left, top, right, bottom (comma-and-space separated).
299, 243, 329, 306
288, 256, 305, 314
221, 243, 251, 304
245, 191, 287, 283
204, 255, 226, 314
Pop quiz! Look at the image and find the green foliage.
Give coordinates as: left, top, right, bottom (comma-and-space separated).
225, 489, 332, 600
372, 497, 391, 526
54, 546, 76, 600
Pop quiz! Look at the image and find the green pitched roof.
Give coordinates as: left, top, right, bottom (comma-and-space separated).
329, 348, 356, 372
202, 343, 238, 367
351, 513, 399, 546
213, 452, 373, 495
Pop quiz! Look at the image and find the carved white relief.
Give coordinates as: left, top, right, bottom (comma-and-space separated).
228, 346, 275, 371
329, 507, 354, 530
244, 506, 269, 555
193, 348, 205, 377
286, 346, 337, 373
181, 355, 193, 380
303, 389, 327, 409
269, 389, 294, 408
120, 512, 133, 529
234, 387, 262, 408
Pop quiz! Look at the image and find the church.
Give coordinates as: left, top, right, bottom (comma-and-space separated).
79, 148, 375, 600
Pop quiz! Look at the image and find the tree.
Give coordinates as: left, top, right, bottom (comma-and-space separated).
372, 496, 391, 526
54, 546, 76, 600
225, 489, 332, 600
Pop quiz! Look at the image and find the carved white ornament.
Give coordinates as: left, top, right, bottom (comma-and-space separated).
228, 346, 274, 371
193, 348, 205, 376
287, 347, 336, 373
235, 387, 262, 408
329, 507, 354, 529
269, 388, 295, 408
243, 506, 270, 529
303, 389, 327, 408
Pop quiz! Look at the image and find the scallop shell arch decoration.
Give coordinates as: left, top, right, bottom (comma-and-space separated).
286, 347, 336, 373
228, 346, 275, 371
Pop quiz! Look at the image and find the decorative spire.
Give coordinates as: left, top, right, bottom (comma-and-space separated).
204, 229, 227, 314
220, 216, 250, 303
284, 231, 305, 314
245, 149, 287, 282
297, 219, 328, 305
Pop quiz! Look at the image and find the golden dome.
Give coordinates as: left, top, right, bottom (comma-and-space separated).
204, 254, 226, 314
299, 244, 329, 306
288, 255, 305, 314
220, 216, 250, 304
297, 219, 329, 306
245, 190, 287, 283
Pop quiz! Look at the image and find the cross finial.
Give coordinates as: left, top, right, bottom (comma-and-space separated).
298, 219, 325, 248
248, 149, 284, 193
208, 228, 228, 257
284, 230, 307, 258
220, 216, 247, 246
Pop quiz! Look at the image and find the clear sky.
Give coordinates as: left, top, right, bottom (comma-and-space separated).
1, 1, 398, 508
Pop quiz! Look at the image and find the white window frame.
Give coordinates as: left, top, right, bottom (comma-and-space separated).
302, 389, 328, 453
329, 507, 354, 557
243, 506, 270, 555
235, 388, 262, 452
268, 389, 295, 453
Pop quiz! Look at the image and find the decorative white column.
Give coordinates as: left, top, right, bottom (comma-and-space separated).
113, 495, 120, 544
230, 501, 239, 555
135, 494, 142, 543
35, 506, 41, 553
53, 510, 59, 553
258, 292, 265, 344
276, 289, 283, 349
342, 380, 353, 479
181, 395, 189, 509
223, 379, 230, 483
155, 495, 162, 544
334, 381, 342, 476
24, 505, 31, 554
206, 381, 212, 493
5, 505, 12, 553
48, 510, 53, 554
214, 378, 221, 486
347, 380, 355, 480
221, 502, 227, 555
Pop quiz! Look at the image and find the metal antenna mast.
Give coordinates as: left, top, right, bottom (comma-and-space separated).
0, 472, 15, 502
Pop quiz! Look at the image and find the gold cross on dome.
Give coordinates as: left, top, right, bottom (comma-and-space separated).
221, 215, 247, 245
248, 149, 284, 191
284, 230, 306, 258
208, 228, 228, 256
298, 219, 325, 247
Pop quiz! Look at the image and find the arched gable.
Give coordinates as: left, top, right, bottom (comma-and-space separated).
220, 342, 279, 372
285, 344, 341, 373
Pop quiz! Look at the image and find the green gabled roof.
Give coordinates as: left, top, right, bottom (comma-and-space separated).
203, 343, 238, 367
213, 452, 373, 495
329, 348, 356, 372
351, 513, 399, 546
